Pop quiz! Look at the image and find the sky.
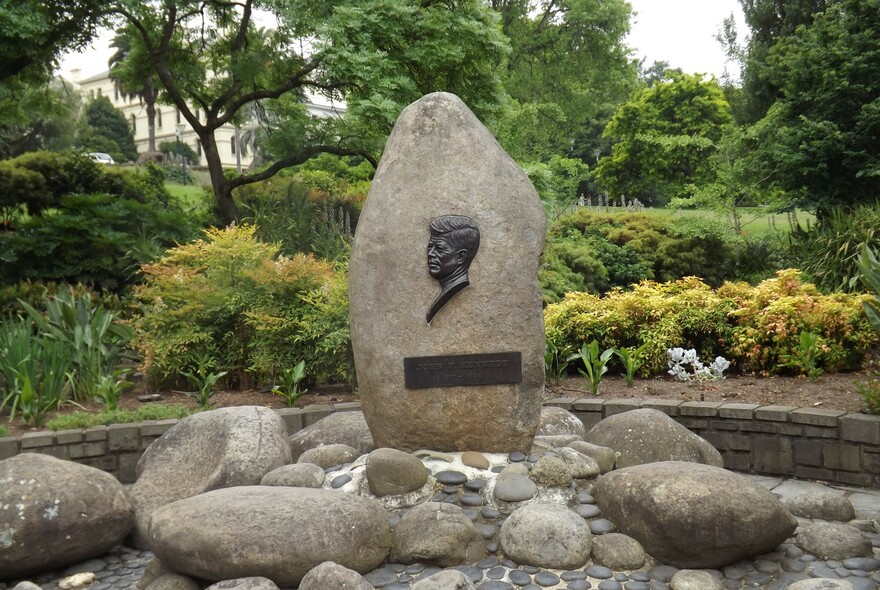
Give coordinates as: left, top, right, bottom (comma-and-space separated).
59, 1, 747, 82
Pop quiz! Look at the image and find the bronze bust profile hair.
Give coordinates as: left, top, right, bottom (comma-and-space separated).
426, 214, 480, 324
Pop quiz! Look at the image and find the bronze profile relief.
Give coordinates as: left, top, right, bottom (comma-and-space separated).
426, 215, 480, 323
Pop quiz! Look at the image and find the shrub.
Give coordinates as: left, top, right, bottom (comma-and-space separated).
45, 404, 193, 431
134, 225, 352, 389
545, 270, 878, 376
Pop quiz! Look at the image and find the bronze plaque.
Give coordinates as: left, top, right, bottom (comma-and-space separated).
404, 352, 522, 389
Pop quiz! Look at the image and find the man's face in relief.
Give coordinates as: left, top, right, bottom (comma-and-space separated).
427, 236, 464, 279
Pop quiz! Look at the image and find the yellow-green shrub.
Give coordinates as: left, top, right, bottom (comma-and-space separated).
133, 225, 351, 389
545, 270, 878, 375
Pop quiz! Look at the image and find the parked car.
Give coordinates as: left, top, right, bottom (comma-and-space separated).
88, 152, 115, 165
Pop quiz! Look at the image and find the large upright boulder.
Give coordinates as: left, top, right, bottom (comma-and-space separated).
129, 406, 291, 548
0, 454, 133, 579
149, 487, 390, 587
593, 461, 797, 568
585, 408, 723, 468
349, 92, 547, 453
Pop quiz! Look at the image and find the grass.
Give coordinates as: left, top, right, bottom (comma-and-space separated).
0, 424, 7, 437
44, 404, 194, 431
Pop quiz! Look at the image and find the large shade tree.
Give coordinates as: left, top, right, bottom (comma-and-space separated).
596, 73, 732, 205
744, 0, 880, 216
109, 0, 509, 224
108, 25, 161, 153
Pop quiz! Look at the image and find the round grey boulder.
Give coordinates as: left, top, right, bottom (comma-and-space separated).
537, 406, 587, 438
390, 502, 485, 567
795, 522, 873, 560
298, 562, 373, 590
593, 461, 797, 569
499, 503, 592, 569
669, 570, 723, 590
586, 408, 722, 468
590, 533, 646, 570
555, 447, 600, 479
129, 406, 292, 549
205, 579, 279, 590
297, 443, 359, 469
568, 441, 616, 473
366, 448, 429, 496
260, 463, 325, 488
785, 491, 856, 522
0, 454, 134, 579
528, 455, 573, 487
149, 486, 390, 587
288, 410, 375, 461
411, 570, 476, 589
493, 472, 537, 502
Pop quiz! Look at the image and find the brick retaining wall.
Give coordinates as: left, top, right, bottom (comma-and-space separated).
1, 400, 879, 487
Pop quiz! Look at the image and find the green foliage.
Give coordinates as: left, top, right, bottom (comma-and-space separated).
159, 141, 197, 164
272, 360, 308, 407
181, 365, 228, 410
568, 340, 614, 395
615, 345, 645, 387
0, 77, 82, 158
522, 156, 591, 214
788, 204, 880, 293
134, 225, 353, 389
0, 316, 73, 426
92, 370, 134, 412
597, 73, 733, 205
778, 331, 824, 382
745, 0, 880, 214
544, 340, 573, 387
0, 424, 7, 437
858, 244, 880, 333
78, 96, 138, 163
545, 270, 878, 376
45, 404, 193, 431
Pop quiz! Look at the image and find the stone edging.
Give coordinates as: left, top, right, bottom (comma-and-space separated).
1, 399, 878, 487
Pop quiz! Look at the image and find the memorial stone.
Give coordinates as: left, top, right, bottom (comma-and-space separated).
349, 92, 546, 452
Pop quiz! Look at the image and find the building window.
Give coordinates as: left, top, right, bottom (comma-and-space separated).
114, 87, 119, 101
157, 109, 163, 129
97, 87, 102, 97
230, 137, 236, 155
130, 114, 136, 134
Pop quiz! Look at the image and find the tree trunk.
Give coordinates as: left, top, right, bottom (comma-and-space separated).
145, 86, 157, 152
202, 133, 238, 224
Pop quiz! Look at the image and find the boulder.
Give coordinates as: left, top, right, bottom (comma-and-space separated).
149, 486, 390, 587
297, 443, 359, 469
785, 491, 856, 522
411, 570, 476, 590
129, 406, 291, 548
590, 533, 646, 570
289, 411, 374, 461
585, 408, 723, 468
144, 575, 201, 590
787, 581, 855, 590
795, 523, 873, 560
260, 463, 325, 488
593, 461, 797, 569
669, 570, 723, 590
537, 406, 587, 438
205, 579, 279, 590
0, 454, 134, 579
528, 455, 572, 487
493, 472, 537, 502
366, 448, 429, 496
567, 441, 616, 474
499, 503, 592, 569
555, 447, 600, 479
298, 562, 373, 590
349, 92, 546, 453
390, 502, 485, 566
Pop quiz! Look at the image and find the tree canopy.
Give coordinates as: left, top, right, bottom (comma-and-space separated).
107, 0, 509, 223
596, 73, 732, 205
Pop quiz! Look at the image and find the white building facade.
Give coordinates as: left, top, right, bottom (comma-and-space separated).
73, 70, 344, 169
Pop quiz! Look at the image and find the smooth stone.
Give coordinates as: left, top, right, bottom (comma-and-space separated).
785, 492, 856, 522
508, 570, 531, 586
365, 568, 399, 586
462, 452, 491, 470
796, 523, 873, 560
481, 507, 501, 519
454, 565, 485, 583
436, 471, 469, 486
477, 524, 498, 540
555, 447, 601, 479
500, 504, 591, 569
466, 479, 488, 491
477, 582, 514, 590
493, 473, 538, 502
648, 566, 679, 582
366, 448, 430, 496
537, 407, 586, 438
461, 492, 484, 507
843, 558, 880, 571
575, 504, 601, 518
597, 581, 622, 590
562, 571, 587, 581
442, 485, 459, 494
391, 502, 485, 567
411, 569, 477, 589
786, 580, 855, 589
331, 474, 352, 488
528, 456, 573, 487
533, 572, 560, 587
577, 491, 595, 504
509, 452, 527, 463
590, 533, 646, 570
477, 557, 500, 569
668, 570, 723, 590
298, 562, 373, 590
587, 566, 614, 579
487, 567, 506, 579
589, 519, 615, 535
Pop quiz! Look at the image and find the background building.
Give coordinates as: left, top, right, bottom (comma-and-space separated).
71, 69, 344, 169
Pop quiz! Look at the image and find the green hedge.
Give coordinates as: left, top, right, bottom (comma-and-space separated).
544, 270, 878, 375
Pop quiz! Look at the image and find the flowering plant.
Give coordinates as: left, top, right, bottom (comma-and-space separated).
667, 347, 729, 382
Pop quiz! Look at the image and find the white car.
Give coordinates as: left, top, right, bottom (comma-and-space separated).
88, 152, 115, 165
